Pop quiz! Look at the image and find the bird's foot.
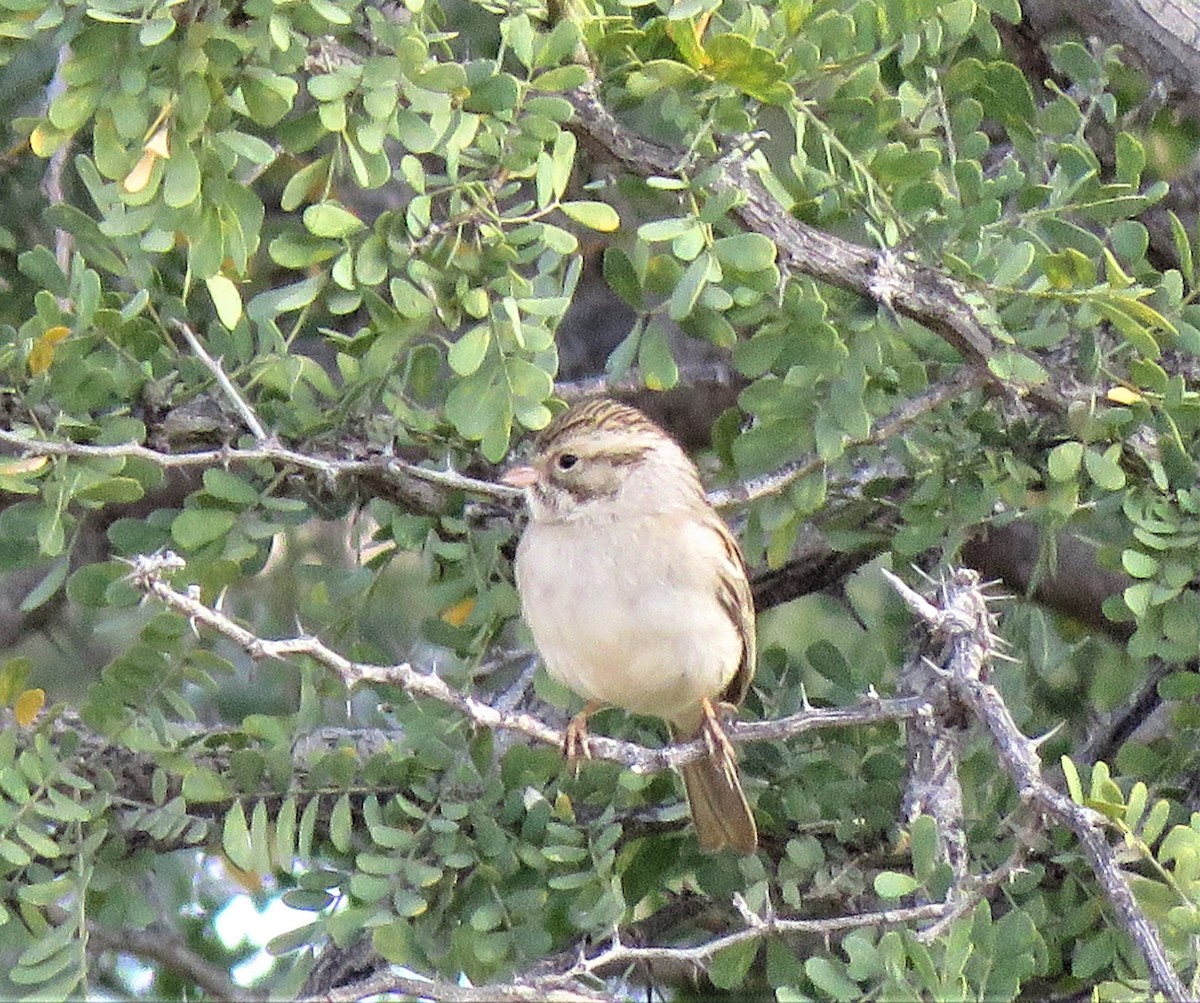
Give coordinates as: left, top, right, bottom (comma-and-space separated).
563, 701, 603, 766
700, 697, 738, 764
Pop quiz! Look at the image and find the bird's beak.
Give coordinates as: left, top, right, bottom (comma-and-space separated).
500, 464, 539, 488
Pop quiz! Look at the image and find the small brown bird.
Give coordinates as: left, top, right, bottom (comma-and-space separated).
502, 398, 757, 854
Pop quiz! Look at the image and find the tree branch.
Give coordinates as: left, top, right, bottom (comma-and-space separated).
48, 904, 264, 1003
567, 83, 1069, 414
709, 366, 985, 508
536, 899, 951, 994
0, 425, 516, 509
125, 553, 927, 774
883, 567, 1188, 1002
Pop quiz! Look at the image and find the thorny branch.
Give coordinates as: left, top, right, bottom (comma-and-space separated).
305, 900, 953, 1002
883, 567, 1189, 1002
0, 425, 517, 505
0, 363, 978, 515
171, 320, 269, 442
540, 900, 950, 989
125, 552, 926, 773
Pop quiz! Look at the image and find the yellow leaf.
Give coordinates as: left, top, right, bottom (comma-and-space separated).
441, 596, 475, 627
206, 274, 243, 329
144, 125, 170, 159
122, 149, 157, 193
1107, 386, 1142, 405
0, 457, 48, 476
30, 124, 67, 158
14, 688, 44, 727
220, 856, 265, 892
28, 326, 70, 375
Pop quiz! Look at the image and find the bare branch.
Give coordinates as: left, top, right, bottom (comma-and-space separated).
126, 553, 927, 774
306, 967, 607, 1003
884, 567, 1188, 1002
541, 900, 951, 992
555, 362, 737, 401
170, 321, 269, 442
314, 900, 953, 1001
0, 425, 517, 505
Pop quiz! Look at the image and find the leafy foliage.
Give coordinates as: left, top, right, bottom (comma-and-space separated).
0, 0, 1199, 998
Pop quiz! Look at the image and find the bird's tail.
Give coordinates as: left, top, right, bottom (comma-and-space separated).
677, 728, 757, 854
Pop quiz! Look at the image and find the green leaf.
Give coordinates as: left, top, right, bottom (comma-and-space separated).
987, 350, 1048, 384
1121, 549, 1158, 579
465, 73, 520, 113
303, 203, 364, 239
669, 251, 713, 321
1047, 441, 1083, 481
873, 871, 919, 899
172, 509, 236, 550
74, 477, 145, 504
18, 558, 68, 612
183, 767, 232, 803
1083, 445, 1126, 491
1168, 211, 1195, 290
603, 247, 643, 309
559, 201, 619, 232
805, 956, 861, 1001
223, 800, 254, 871
308, 0, 352, 24
705, 33, 792, 104
282, 158, 330, 212
713, 232, 776, 271
203, 469, 260, 505
448, 325, 490, 376
638, 322, 678, 390
1062, 755, 1084, 803
163, 141, 201, 208
330, 793, 352, 853
530, 65, 589, 91
638, 217, 697, 243
709, 938, 758, 990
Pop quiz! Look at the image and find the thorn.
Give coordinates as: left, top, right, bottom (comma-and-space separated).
911, 563, 937, 585
990, 651, 1022, 664
1031, 720, 1066, 748
921, 655, 951, 677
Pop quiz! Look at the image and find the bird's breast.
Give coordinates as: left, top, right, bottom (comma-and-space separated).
514, 513, 742, 727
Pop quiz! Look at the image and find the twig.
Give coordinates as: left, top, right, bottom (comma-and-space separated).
555, 362, 737, 401
170, 320, 269, 441
709, 367, 986, 508
0, 364, 971, 515
0, 426, 516, 503
49, 905, 263, 1003
306, 967, 606, 1003
544, 901, 950, 990
125, 553, 928, 773
317, 901, 952, 1001
40, 45, 74, 274
883, 567, 1188, 1002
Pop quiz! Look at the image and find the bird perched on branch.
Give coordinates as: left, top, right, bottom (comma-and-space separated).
502, 398, 757, 854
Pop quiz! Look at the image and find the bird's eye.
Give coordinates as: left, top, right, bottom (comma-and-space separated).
556, 453, 579, 471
